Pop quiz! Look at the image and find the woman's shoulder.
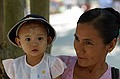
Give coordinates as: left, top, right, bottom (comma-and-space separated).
100, 66, 120, 79
58, 55, 77, 61
57, 55, 77, 79
57, 55, 77, 65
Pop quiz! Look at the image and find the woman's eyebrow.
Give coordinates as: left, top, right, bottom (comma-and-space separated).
84, 39, 93, 42
74, 34, 77, 37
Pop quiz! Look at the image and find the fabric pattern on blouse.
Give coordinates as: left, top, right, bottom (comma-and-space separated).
2, 53, 67, 79
58, 56, 119, 79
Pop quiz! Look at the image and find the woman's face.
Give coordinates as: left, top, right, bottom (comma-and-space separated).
74, 23, 109, 67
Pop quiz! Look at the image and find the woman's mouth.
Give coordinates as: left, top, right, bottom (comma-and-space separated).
78, 57, 85, 60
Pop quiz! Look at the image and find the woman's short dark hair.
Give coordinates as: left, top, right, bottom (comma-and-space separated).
77, 7, 120, 44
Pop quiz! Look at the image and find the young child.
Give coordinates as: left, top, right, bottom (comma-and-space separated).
2, 14, 66, 79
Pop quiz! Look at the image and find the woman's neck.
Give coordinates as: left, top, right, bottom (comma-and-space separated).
73, 61, 108, 79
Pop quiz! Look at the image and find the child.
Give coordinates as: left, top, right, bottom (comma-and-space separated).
2, 14, 66, 79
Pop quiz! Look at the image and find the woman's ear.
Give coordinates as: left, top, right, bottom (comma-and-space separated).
107, 38, 117, 52
15, 37, 22, 48
47, 36, 52, 45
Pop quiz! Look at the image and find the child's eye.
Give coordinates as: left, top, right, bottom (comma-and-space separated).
38, 37, 43, 40
25, 38, 31, 41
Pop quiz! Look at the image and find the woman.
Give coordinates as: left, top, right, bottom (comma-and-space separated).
59, 7, 120, 79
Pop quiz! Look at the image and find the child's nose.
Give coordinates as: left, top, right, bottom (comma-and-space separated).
31, 42, 39, 47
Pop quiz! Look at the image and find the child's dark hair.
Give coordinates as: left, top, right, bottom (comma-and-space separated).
77, 7, 120, 44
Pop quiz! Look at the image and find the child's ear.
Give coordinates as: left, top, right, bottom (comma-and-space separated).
107, 38, 117, 53
15, 37, 22, 48
47, 36, 52, 45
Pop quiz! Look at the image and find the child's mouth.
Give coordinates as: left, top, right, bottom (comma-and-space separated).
32, 49, 39, 52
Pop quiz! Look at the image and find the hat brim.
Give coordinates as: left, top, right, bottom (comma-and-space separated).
7, 18, 56, 46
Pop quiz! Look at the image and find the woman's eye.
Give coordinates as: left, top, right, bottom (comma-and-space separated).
38, 37, 43, 40
85, 41, 93, 45
25, 38, 30, 41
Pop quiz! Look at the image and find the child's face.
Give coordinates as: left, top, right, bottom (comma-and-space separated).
16, 22, 51, 57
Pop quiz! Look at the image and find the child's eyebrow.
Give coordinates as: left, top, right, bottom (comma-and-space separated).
37, 33, 45, 35
24, 34, 31, 37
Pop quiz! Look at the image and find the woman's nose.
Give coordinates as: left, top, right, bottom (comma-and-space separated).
75, 43, 85, 54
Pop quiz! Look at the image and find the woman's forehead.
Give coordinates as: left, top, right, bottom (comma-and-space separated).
76, 23, 101, 37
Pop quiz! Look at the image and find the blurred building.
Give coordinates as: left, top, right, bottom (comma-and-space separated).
113, 0, 120, 12
98, 0, 113, 8
50, 0, 93, 14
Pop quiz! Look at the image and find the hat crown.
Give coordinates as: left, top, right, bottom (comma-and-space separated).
22, 14, 47, 21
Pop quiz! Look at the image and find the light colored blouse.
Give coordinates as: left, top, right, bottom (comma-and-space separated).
58, 56, 120, 79
2, 53, 67, 79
